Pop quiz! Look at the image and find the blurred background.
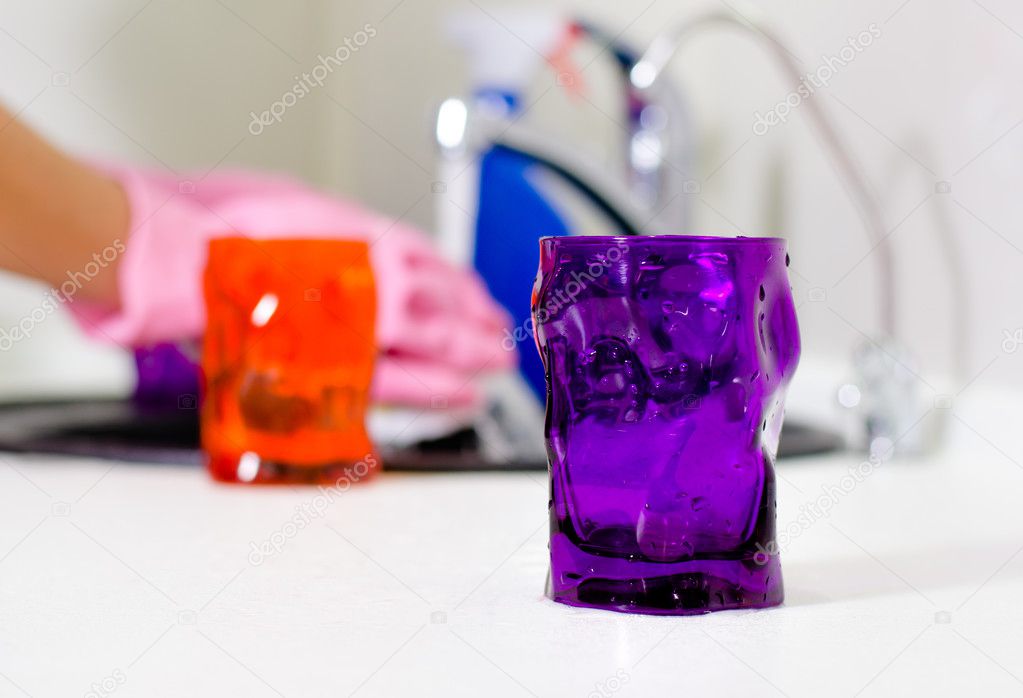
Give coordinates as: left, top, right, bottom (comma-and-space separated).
0, 0, 1019, 421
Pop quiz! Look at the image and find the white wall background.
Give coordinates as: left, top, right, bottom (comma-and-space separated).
0, 0, 1021, 399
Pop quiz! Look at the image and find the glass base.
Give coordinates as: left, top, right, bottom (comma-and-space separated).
206, 452, 379, 486
548, 534, 783, 615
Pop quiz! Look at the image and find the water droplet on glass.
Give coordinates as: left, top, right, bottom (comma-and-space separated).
641, 253, 665, 270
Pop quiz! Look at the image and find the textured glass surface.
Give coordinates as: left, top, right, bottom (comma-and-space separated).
202, 238, 377, 485
532, 235, 800, 614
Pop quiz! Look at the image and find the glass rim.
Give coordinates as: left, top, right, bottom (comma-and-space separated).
540, 234, 786, 246
208, 235, 370, 249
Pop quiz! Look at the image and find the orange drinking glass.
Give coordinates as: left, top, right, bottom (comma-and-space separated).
201, 237, 378, 484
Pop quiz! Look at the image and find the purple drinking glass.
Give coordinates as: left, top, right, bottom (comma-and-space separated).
532, 235, 800, 615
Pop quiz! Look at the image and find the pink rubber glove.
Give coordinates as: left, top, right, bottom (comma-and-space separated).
71, 165, 516, 408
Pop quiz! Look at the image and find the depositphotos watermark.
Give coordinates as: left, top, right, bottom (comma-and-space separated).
83, 668, 126, 698
247, 454, 378, 565
1002, 327, 1022, 354
501, 241, 628, 351
587, 669, 631, 698
0, 239, 125, 352
752, 23, 882, 136
248, 23, 377, 135
753, 453, 883, 564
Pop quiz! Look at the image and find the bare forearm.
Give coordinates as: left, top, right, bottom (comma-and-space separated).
0, 105, 128, 305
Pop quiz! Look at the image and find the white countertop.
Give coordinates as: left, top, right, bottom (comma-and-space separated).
1, 429, 1021, 697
